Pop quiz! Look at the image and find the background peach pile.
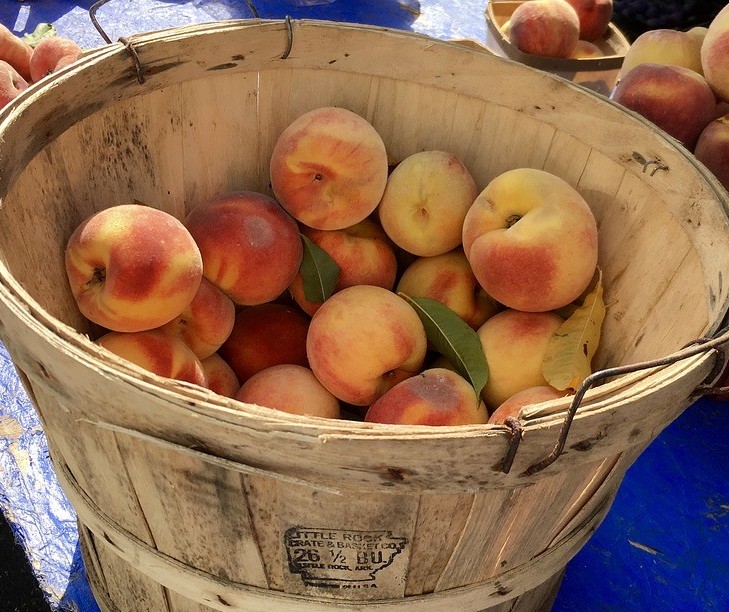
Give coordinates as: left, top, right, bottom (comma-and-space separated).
65, 106, 601, 427
504, 0, 729, 192
0, 24, 80, 107
610, 5, 729, 190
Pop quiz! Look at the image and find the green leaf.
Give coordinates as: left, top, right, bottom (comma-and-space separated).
542, 269, 606, 391
23, 23, 57, 48
299, 234, 340, 303
399, 293, 488, 398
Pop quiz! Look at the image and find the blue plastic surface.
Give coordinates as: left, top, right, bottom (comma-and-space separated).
0, 2, 727, 611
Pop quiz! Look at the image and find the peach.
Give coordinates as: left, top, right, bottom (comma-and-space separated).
235, 364, 341, 419
364, 368, 488, 426
270, 106, 388, 230
0, 23, 32, 82
289, 219, 398, 315
96, 330, 207, 387
569, 40, 602, 59
155, 277, 236, 359
564, 0, 613, 41
307, 285, 427, 405
488, 385, 566, 424
508, 0, 580, 59
29, 35, 82, 83
0, 60, 28, 108
377, 150, 477, 257
185, 191, 303, 306
610, 63, 716, 151
701, 4, 729, 102
65, 204, 203, 333
200, 353, 240, 398
462, 168, 598, 313
218, 303, 310, 384
694, 114, 729, 192
396, 249, 499, 330
713, 100, 729, 120
477, 309, 564, 410
618, 29, 704, 80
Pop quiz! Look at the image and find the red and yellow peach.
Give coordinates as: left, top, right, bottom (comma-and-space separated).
218, 303, 310, 384
365, 368, 488, 426
508, 0, 580, 59
235, 364, 341, 419
289, 219, 398, 315
270, 107, 389, 230
200, 353, 241, 398
0, 23, 32, 82
96, 330, 207, 387
155, 277, 236, 359
29, 35, 82, 83
185, 191, 303, 306
488, 385, 566, 424
610, 63, 716, 151
65, 204, 203, 333
462, 168, 598, 313
377, 150, 477, 257
396, 249, 499, 330
0, 60, 28, 108
307, 285, 427, 405
477, 309, 563, 409
564, 0, 613, 42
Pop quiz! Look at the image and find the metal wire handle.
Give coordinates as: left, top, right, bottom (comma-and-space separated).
498, 324, 729, 476
88, 0, 293, 83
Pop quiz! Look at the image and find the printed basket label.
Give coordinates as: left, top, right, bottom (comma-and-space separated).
284, 526, 408, 593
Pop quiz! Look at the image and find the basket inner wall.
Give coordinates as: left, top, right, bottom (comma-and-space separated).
0, 66, 710, 369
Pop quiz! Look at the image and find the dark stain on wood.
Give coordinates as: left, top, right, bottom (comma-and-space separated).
208, 62, 238, 71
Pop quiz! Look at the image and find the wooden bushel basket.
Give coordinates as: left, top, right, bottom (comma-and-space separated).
0, 18, 728, 612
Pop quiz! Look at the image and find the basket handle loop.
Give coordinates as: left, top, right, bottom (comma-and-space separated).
88, 1, 296, 84
511, 324, 729, 477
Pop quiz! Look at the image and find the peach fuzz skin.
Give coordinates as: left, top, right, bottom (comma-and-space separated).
235, 364, 341, 419
694, 115, 729, 191
185, 191, 303, 306
564, 0, 613, 42
701, 5, 729, 102
29, 36, 82, 83
508, 0, 580, 59
96, 330, 207, 387
218, 303, 310, 384
396, 249, 499, 330
65, 204, 203, 333
477, 309, 564, 410
377, 150, 477, 257
270, 107, 389, 230
488, 385, 566, 424
0, 23, 33, 82
462, 168, 598, 313
0, 60, 28, 108
289, 219, 398, 316
365, 368, 488, 426
155, 277, 236, 359
307, 285, 427, 406
610, 63, 716, 151
201, 353, 240, 398
618, 28, 704, 79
